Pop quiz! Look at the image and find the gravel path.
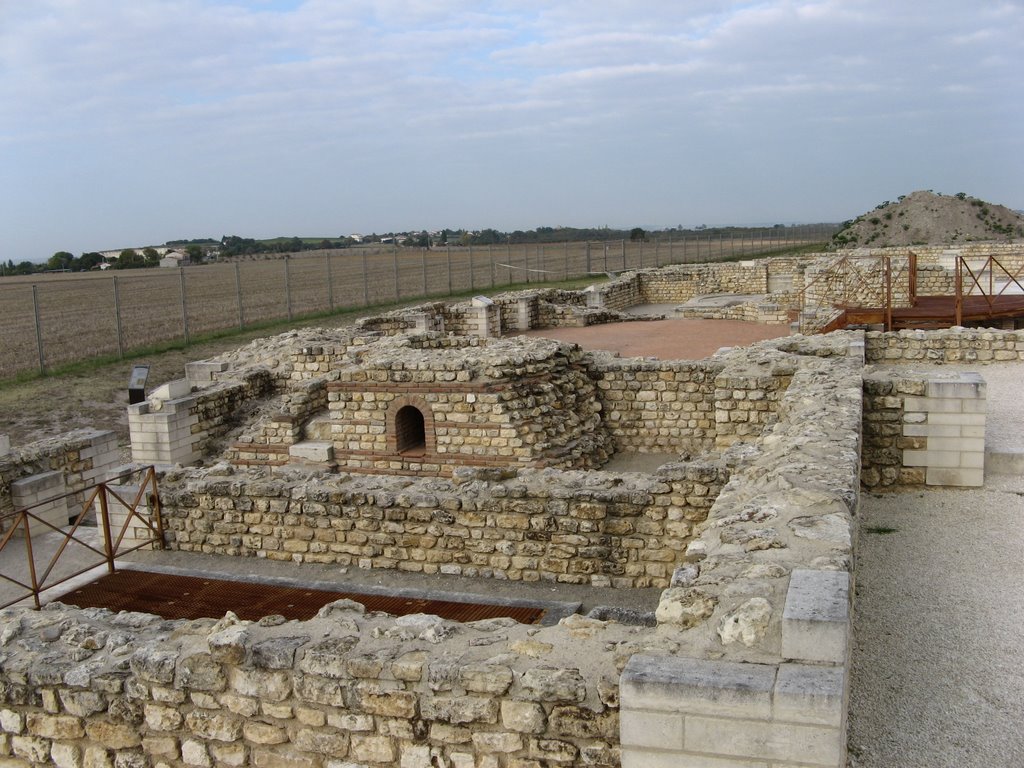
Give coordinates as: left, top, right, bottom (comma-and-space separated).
849, 475, 1024, 767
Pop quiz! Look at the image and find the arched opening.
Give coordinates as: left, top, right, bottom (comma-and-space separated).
394, 405, 426, 454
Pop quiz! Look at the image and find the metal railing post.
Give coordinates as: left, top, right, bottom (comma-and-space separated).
22, 515, 41, 609
97, 484, 116, 573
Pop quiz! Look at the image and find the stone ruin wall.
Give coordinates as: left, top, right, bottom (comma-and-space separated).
160, 462, 726, 589
860, 328, 1024, 489
0, 337, 865, 768
0, 429, 120, 533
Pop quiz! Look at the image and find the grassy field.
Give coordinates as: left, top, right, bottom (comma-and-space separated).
0, 237, 819, 380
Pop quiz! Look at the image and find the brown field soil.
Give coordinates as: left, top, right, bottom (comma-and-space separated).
0, 237, 814, 379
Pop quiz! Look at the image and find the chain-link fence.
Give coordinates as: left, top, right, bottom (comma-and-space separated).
0, 229, 833, 378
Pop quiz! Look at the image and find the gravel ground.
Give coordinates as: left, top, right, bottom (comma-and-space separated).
850, 477, 1024, 767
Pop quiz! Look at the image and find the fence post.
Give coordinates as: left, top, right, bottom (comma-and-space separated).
284, 258, 293, 321
490, 244, 495, 288
524, 244, 529, 284
235, 262, 244, 329
97, 484, 116, 573
179, 268, 190, 345
447, 246, 452, 295
31, 285, 45, 374
621, 239, 626, 270
113, 277, 124, 358
507, 243, 512, 285
586, 242, 592, 274
564, 240, 569, 280
362, 250, 370, 306
421, 249, 427, 297
393, 248, 400, 300
327, 252, 335, 310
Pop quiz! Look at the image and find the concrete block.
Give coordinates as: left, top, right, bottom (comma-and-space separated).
623, 751, 768, 768
619, 710, 683, 749
960, 452, 985, 469
621, 656, 774, 719
289, 442, 334, 462
926, 467, 984, 487
926, 375, 985, 399
928, 412, 985, 426
902, 423, 961, 438
902, 450, 960, 468
684, 716, 842, 765
150, 379, 192, 400
11, 471, 63, 497
926, 436, 985, 453
774, 664, 845, 727
781, 570, 849, 664
186, 361, 229, 385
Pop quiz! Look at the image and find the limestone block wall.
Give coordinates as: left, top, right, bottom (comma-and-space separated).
130, 370, 275, 466
0, 337, 868, 768
915, 263, 956, 296
589, 359, 721, 454
637, 263, 769, 303
0, 429, 120, 528
159, 461, 727, 588
862, 371, 986, 489
303, 338, 612, 476
623, 355, 864, 768
865, 328, 1024, 364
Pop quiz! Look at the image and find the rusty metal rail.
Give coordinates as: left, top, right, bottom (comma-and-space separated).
955, 255, 1024, 325
0, 466, 163, 609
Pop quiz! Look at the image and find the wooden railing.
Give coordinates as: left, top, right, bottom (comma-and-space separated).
0, 466, 163, 609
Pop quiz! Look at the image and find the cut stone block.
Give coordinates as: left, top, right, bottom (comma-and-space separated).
185, 360, 229, 385
150, 379, 192, 401
782, 570, 849, 664
289, 442, 334, 462
774, 664, 845, 727
621, 655, 775, 719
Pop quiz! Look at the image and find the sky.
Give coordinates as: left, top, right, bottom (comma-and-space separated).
1, 1, 1022, 262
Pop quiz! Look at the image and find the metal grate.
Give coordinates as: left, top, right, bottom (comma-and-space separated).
61, 570, 546, 624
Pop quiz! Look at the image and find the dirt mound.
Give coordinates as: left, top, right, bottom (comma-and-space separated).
832, 190, 1024, 248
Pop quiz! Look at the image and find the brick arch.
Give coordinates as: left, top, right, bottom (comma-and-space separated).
387, 396, 436, 455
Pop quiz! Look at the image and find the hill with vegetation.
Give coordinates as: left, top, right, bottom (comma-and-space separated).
832, 190, 1024, 248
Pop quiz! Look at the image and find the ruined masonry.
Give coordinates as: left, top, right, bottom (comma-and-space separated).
1, 245, 1022, 768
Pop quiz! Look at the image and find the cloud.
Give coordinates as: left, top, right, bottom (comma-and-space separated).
0, 0, 1021, 258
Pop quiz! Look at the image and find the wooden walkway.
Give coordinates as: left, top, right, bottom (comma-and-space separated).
839, 294, 1024, 331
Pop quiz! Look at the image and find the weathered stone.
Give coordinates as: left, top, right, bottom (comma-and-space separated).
228, 667, 292, 702
179, 653, 226, 691
293, 727, 349, 757
252, 636, 309, 670
520, 668, 587, 703
51, 741, 82, 768
243, 721, 288, 745
145, 703, 183, 731
349, 734, 395, 763
548, 706, 618, 739
26, 712, 84, 740
421, 695, 498, 724
85, 720, 141, 749
654, 587, 718, 627
185, 710, 243, 742
207, 625, 250, 665
298, 636, 359, 678
718, 597, 773, 647
129, 647, 177, 684
500, 700, 546, 734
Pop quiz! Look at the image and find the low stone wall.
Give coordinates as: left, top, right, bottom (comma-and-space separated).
864, 327, 1024, 364
159, 461, 727, 589
0, 337, 864, 768
0, 429, 120, 527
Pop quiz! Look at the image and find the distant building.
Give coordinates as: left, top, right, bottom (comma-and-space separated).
160, 250, 190, 268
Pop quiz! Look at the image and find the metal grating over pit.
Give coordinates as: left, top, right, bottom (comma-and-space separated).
62, 570, 546, 624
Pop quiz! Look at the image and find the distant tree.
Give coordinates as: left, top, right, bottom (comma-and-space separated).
46, 251, 74, 271
78, 252, 104, 271
185, 244, 203, 262
629, 227, 647, 242
14, 261, 36, 275
115, 249, 145, 269
142, 248, 160, 267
